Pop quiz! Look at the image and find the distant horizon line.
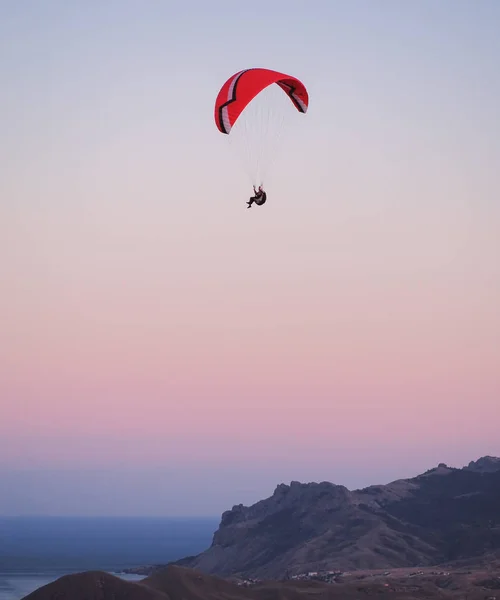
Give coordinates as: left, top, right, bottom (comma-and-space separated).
0, 514, 221, 519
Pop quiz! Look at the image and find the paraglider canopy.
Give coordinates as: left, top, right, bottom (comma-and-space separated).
214, 67, 309, 188
214, 68, 309, 134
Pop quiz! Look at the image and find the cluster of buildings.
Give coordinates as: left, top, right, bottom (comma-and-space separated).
235, 567, 459, 587
288, 571, 344, 583
235, 578, 260, 587
235, 571, 344, 586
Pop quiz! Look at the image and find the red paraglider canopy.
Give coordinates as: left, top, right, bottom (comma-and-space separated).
214, 68, 309, 134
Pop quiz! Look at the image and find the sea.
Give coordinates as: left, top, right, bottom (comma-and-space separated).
0, 516, 219, 600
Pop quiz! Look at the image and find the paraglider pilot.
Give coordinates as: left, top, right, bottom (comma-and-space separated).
247, 185, 267, 208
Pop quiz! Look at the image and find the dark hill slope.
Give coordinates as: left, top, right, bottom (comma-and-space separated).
22, 571, 168, 600
22, 564, 500, 600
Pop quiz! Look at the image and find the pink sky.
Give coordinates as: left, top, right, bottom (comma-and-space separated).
1, 1, 499, 515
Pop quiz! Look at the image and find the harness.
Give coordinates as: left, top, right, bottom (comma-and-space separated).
254, 192, 267, 206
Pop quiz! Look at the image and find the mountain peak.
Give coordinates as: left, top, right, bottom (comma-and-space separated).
465, 455, 500, 473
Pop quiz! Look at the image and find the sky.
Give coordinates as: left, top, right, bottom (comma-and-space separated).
1, 0, 499, 517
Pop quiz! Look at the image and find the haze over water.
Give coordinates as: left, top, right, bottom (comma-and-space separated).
1, 0, 499, 519
0, 516, 216, 600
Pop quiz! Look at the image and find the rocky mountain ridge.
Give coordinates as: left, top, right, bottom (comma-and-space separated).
167, 456, 500, 579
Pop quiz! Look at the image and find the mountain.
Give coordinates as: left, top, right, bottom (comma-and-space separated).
167, 456, 500, 579
23, 563, 500, 600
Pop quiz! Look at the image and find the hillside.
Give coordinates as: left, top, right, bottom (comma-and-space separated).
22, 571, 167, 600
164, 456, 500, 579
23, 563, 500, 600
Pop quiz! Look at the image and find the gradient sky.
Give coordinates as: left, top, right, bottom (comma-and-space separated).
1, 0, 499, 517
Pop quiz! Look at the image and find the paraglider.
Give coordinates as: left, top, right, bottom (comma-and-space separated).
247, 185, 267, 208
214, 67, 309, 208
